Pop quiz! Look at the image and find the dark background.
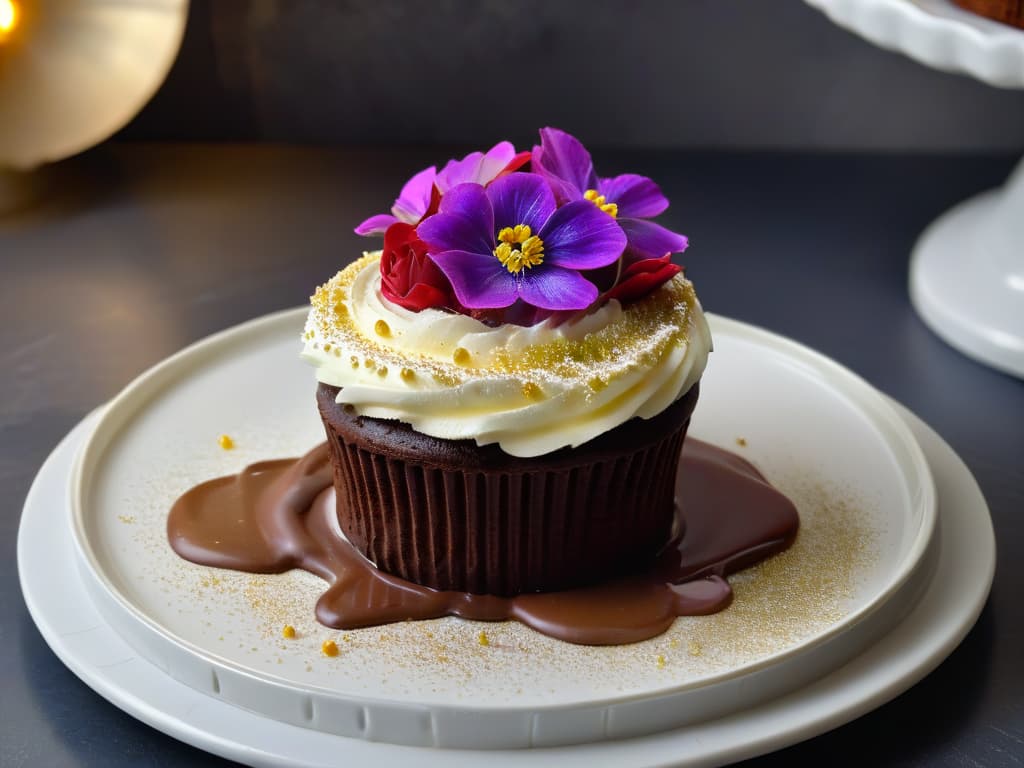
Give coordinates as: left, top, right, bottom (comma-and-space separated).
4, 1, 1024, 766
118, 0, 1024, 151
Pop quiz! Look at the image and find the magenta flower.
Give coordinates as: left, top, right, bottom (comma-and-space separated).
354, 142, 531, 237
435, 140, 530, 193
354, 165, 437, 236
532, 127, 688, 261
417, 174, 626, 311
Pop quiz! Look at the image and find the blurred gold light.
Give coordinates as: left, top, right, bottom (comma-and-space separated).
0, 0, 18, 39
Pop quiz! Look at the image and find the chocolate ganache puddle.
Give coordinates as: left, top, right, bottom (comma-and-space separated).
168, 440, 798, 646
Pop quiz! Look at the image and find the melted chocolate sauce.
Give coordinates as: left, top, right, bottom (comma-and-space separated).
168, 441, 798, 645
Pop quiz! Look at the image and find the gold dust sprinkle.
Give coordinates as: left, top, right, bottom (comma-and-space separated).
736, 437, 748, 447
374, 319, 391, 337
321, 640, 339, 657
587, 376, 608, 392
674, 484, 876, 662
117, 515, 135, 524
687, 640, 703, 657
478, 631, 490, 647
282, 624, 296, 639
452, 347, 471, 366
218, 434, 235, 450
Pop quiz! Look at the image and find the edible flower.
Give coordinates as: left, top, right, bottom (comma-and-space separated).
605, 254, 682, 304
435, 140, 530, 193
417, 174, 626, 311
379, 222, 457, 312
532, 127, 688, 262
354, 165, 438, 236
355, 142, 529, 236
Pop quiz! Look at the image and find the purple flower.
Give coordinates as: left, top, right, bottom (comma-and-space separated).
417, 174, 626, 311
355, 165, 437, 236
435, 140, 530, 193
532, 127, 688, 261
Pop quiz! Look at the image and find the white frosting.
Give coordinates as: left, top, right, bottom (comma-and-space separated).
302, 253, 711, 457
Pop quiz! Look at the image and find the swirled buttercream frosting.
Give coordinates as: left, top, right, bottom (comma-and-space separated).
302, 252, 710, 457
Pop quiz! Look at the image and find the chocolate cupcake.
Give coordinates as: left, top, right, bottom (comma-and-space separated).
302, 128, 711, 595
317, 381, 699, 595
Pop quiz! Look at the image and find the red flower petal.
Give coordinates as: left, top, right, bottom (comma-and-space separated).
494, 151, 532, 181
380, 222, 456, 312
605, 255, 682, 304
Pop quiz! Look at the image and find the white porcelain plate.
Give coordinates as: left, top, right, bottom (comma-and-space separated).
18, 385, 994, 766
55, 310, 938, 750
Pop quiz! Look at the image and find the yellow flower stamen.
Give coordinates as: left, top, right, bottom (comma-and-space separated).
584, 189, 618, 218
494, 224, 545, 274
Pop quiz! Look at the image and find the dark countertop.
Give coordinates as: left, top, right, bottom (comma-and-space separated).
2, 144, 1021, 767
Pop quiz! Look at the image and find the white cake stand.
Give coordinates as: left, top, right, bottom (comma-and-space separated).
805, 0, 1024, 378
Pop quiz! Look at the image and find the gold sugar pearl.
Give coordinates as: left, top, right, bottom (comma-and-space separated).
323, 343, 332, 352
350, 355, 360, 369
322, 640, 339, 657
478, 631, 490, 647
452, 347, 471, 365
521, 381, 543, 400
282, 624, 296, 639
217, 434, 235, 450
363, 358, 376, 370
433, 370, 461, 387
400, 367, 416, 382
656, 654, 666, 668
374, 319, 391, 337
377, 366, 388, 377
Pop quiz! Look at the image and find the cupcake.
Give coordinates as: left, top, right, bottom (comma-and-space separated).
303, 128, 711, 596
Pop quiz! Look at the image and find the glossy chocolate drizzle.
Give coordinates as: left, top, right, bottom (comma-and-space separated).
168, 440, 798, 645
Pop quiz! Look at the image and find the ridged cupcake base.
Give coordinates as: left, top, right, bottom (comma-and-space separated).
317, 383, 699, 595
